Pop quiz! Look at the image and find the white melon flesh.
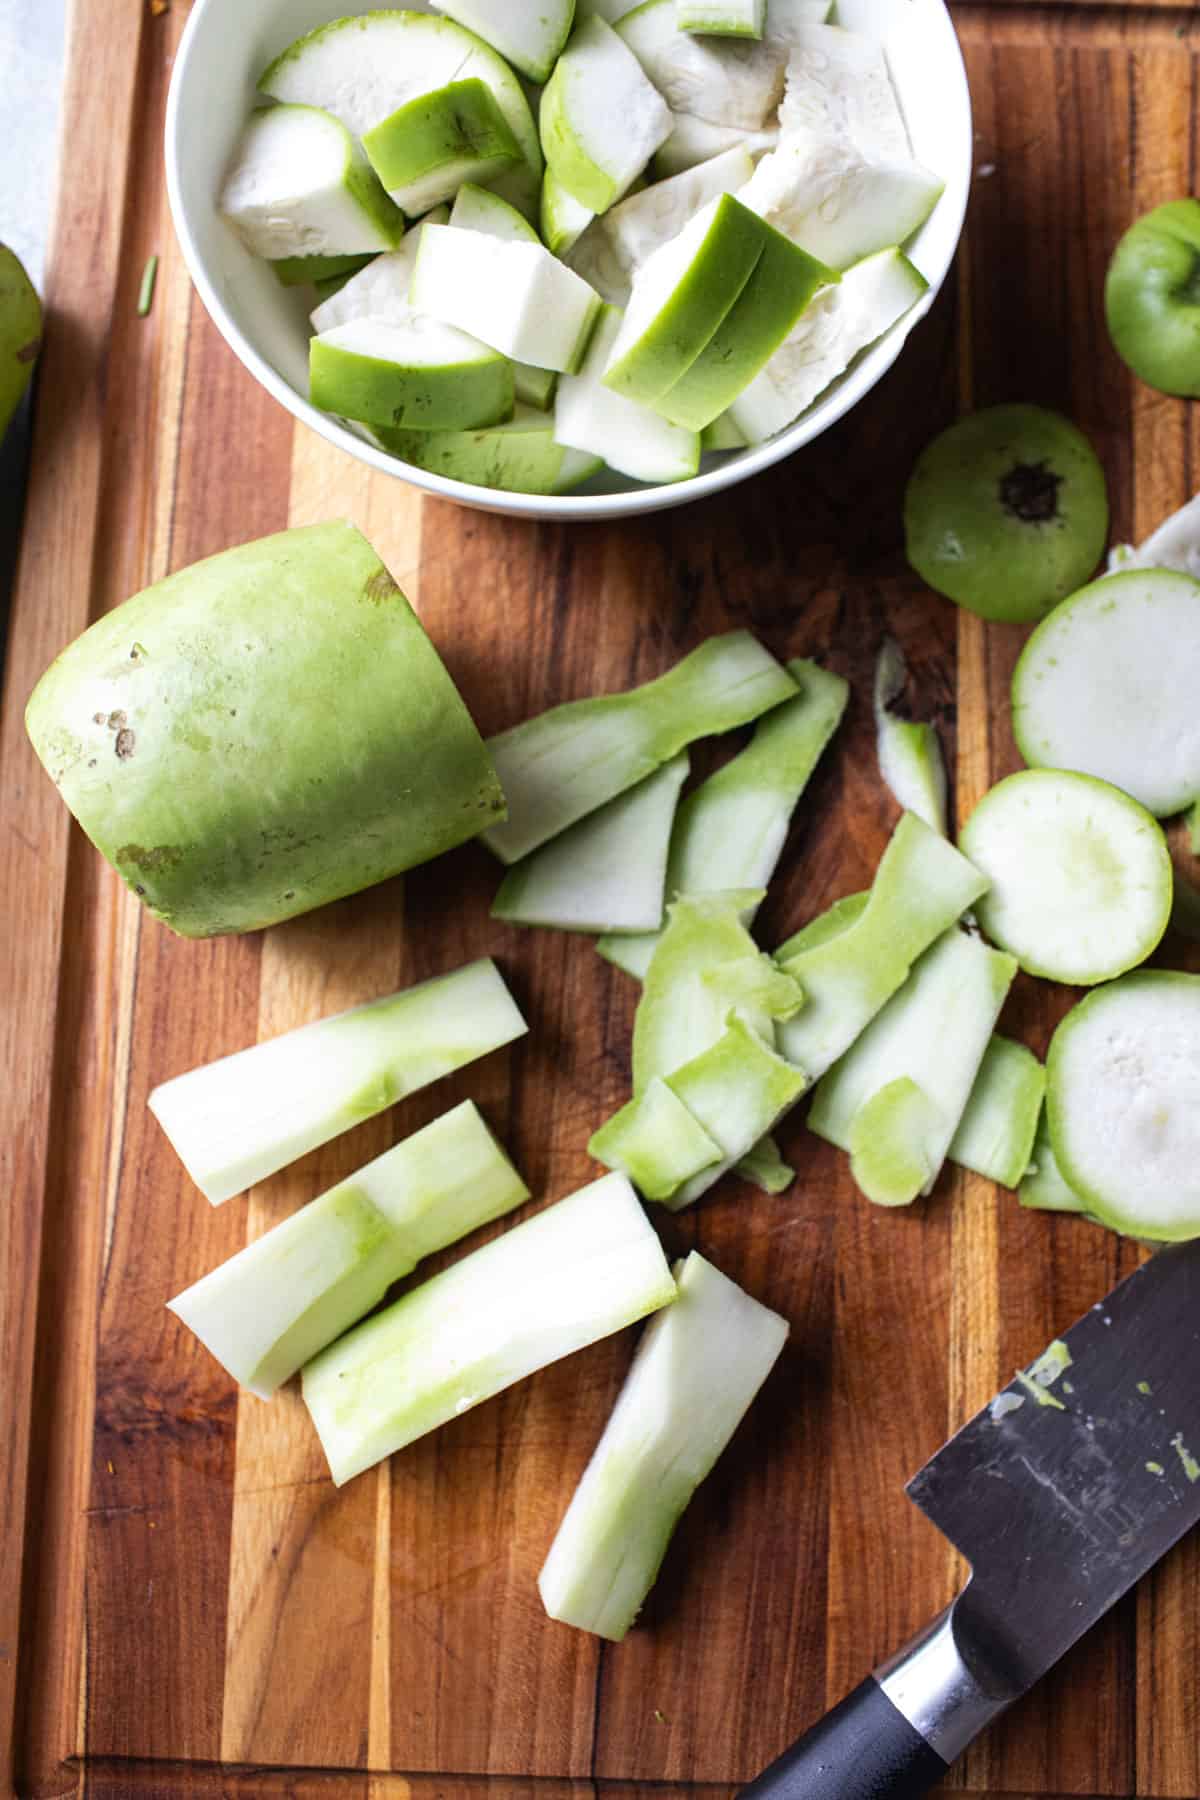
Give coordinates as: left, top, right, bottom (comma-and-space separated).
410, 223, 602, 372
220, 104, 403, 259
446, 186, 559, 406
309, 206, 449, 333
730, 246, 927, 441
1047, 972, 1200, 1242
1011, 570, 1200, 820
540, 14, 675, 213
258, 13, 543, 189
778, 23, 910, 159
436, 0, 575, 82
1108, 492, 1200, 581
310, 312, 514, 429
619, 0, 785, 128
570, 145, 756, 307
738, 128, 943, 270
653, 112, 779, 178
678, 0, 766, 37
538, 1252, 787, 1641
557, 304, 701, 483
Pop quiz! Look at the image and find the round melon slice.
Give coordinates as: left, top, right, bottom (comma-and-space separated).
1012, 569, 1200, 819
1046, 972, 1200, 1241
959, 768, 1172, 986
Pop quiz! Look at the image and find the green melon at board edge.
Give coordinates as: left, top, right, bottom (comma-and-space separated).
24, 521, 506, 938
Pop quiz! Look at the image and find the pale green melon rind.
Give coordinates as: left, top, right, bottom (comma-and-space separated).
847, 1075, 940, 1208
948, 1034, 1046, 1189
482, 632, 798, 864
537, 1251, 786, 1641
25, 521, 506, 936
167, 1099, 529, 1396
1018, 1107, 1086, 1215
361, 78, 520, 213
588, 1075, 724, 1199
959, 768, 1173, 986
601, 194, 767, 404
632, 888, 767, 1092
302, 1172, 677, 1484
734, 1133, 795, 1193
310, 330, 515, 430
374, 411, 581, 495
1046, 970, 1200, 1242
1010, 568, 1200, 820
0, 243, 41, 437
651, 229, 833, 430
272, 251, 375, 287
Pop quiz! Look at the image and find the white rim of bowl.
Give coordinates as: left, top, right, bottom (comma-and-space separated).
164, 2, 972, 522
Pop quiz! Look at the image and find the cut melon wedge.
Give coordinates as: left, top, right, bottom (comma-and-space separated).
555, 303, 702, 483
587, 1077, 723, 1200
446, 185, 560, 406
483, 634, 797, 864
148, 959, 527, 1205
362, 78, 520, 215
808, 927, 1017, 1206
309, 206, 449, 333
302, 1172, 677, 1484
602, 193, 767, 403
273, 250, 374, 288
959, 769, 1173, 986
948, 1035, 1046, 1190
777, 23, 910, 159
632, 888, 772, 1091
774, 813, 988, 1081
540, 14, 674, 212
411, 223, 603, 373
167, 1101, 528, 1398
570, 144, 758, 311
653, 112, 779, 179
310, 313, 514, 429
730, 246, 927, 442
373, 404, 600, 494
1011, 569, 1200, 820
739, 128, 943, 271
259, 12, 543, 189
651, 223, 831, 430
1046, 972, 1200, 1241
678, 0, 766, 37
220, 103, 403, 260
1018, 1108, 1085, 1215
435, 0, 575, 83
491, 754, 691, 931
538, 1252, 787, 1640
618, 0, 785, 128
541, 167, 597, 258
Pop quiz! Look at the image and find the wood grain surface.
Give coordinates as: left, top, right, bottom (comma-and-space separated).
3, 1, 1199, 1795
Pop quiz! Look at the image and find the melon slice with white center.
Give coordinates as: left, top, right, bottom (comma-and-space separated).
778, 22, 910, 159
361, 77, 521, 215
738, 127, 943, 270
556, 304, 701, 483
410, 223, 602, 372
310, 312, 514, 430
540, 13, 674, 213
220, 103, 403, 260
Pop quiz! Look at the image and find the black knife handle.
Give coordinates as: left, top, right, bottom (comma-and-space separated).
738, 1677, 949, 1800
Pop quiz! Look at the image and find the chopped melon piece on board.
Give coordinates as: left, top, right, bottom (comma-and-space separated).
538, 1252, 787, 1639
302, 1172, 677, 1484
148, 959, 527, 1205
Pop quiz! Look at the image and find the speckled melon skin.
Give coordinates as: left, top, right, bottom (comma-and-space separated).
25, 520, 505, 936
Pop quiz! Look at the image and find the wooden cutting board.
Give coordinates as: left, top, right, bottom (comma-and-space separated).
3, 1, 1199, 1794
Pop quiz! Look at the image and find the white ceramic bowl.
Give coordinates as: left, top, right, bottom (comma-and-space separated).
165, 0, 971, 522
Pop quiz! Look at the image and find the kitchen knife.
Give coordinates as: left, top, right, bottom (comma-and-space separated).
740, 1239, 1200, 1800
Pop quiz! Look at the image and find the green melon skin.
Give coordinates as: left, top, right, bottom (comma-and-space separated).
0, 244, 41, 438
24, 521, 506, 937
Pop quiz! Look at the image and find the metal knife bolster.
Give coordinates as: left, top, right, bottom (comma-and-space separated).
874, 1596, 1016, 1763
